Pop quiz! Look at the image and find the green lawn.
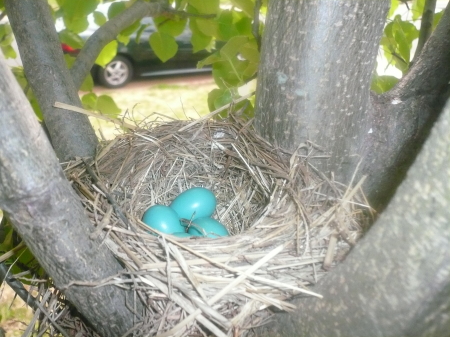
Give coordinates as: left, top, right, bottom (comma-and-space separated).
0, 285, 34, 337
88, 75, 216, 140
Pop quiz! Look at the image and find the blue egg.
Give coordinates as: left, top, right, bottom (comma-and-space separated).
171, 232, 192, 238
142, 204, 184, 234
170, 187, 217, 220
187, 217, 229, 238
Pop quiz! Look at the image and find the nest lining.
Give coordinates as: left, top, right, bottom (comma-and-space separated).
31, 117, 371, 337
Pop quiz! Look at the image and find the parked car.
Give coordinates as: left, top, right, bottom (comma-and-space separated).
62, 12, 212, 88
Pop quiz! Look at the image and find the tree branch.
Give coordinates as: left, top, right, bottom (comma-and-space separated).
257, 97, 450, 337
359, 2, 450, 210
5, 0, 98, 161
412, 0, 437, 64
0, 262, 39, 311
71, 0, 167, 89
0, 54, 142, 337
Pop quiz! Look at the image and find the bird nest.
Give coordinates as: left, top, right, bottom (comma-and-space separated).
30, 116, 372, 337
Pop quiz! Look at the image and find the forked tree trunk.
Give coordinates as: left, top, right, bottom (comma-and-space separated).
255, 0, 390, 192
255, 0, 450, 210
5, 0, 98, 160
257, 98, 450, 337
0, 56, 140, 337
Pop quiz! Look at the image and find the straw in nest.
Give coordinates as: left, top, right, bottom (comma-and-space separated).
27, 110, 372, 337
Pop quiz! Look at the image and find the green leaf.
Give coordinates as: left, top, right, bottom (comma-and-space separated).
231, 0, 254, 17
388, 0, 399, 18
154, 17, 187, 37
240, 39, 259, 63
1, 45, 16, 59
80, 73, 94, 92
117, 34, 130, 45
188, 0, 219, 14
149, 32, 178, 62
242, 61, 258, 77
198, 52, 222, 68
207, 88, 225, 111
214, 88, 233, 110
212, 59, 247, 88
0, 24, 14, 47
220, 35, 248, 59
371, 74, 399, 94
63, 54, 76, 68
194, 18, 219, 37
121, 20, 141, 36
81, 92, 98, 110
190, 25, 213, 52
97, 95, 121, 117
394, 29, 410, 66
217, 10, 240, 40
62, 0, 98, 33
93, 10, 107, 26
412, 0, 425, 21
95, 40, 118, 67
235, 16, 253, 37
108, 1, 126, 19
59, 29, 84, 49
433, 10, 444, 30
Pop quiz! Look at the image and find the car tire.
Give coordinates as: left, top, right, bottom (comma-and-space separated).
97, 55, 133, 88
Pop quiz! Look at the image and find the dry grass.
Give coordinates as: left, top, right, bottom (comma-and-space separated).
8, 91, 372, 336
22, 105, 373, 336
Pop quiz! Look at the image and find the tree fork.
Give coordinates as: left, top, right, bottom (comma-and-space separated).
5, 0, 98, 161
254, 0, 390, 197
256, 97, 450, 337
0, 57, 141, 337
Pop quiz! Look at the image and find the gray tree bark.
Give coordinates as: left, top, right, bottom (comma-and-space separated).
367, 2, 450, 209
0, 56, 140, 337
5, 0, 98, 161
257, 97, 450, 337
255, 0, 390, 187
255, 0, 450, 210
70, 0, 166, 89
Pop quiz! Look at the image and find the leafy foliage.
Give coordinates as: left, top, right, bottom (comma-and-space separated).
372, 0, 443, 92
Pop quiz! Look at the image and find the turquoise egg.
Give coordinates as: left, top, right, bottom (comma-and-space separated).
171, 232, 192, 238
188, 217, 229, 238
142, 204, 184, 234
170, 187, 217, 220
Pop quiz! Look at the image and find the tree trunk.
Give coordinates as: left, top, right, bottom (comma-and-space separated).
257, 97, 450, 337
0, 56, 140, 337
255, 0, 450, 210
255, 0, 390, 187
5, 0, 98, 161
365, 3, 450, 209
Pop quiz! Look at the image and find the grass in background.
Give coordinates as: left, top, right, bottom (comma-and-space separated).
90, 75, 216, 140
0, 285, 33, 337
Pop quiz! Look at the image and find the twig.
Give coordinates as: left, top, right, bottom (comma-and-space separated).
252, 0, 262, 50
82, 159, 131, 230
0, 262, 39, 310
412, 0, 437, 64
53, 101, 137, 131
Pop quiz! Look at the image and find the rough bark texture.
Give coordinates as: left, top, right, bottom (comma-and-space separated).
71, 0, 166, 89
255, 0, 390, 185
255, 0, 450, 211
0, 57, 140, 337
364, 3, 450, 210
5, 0, 98, 161
257, 98, 450, 337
